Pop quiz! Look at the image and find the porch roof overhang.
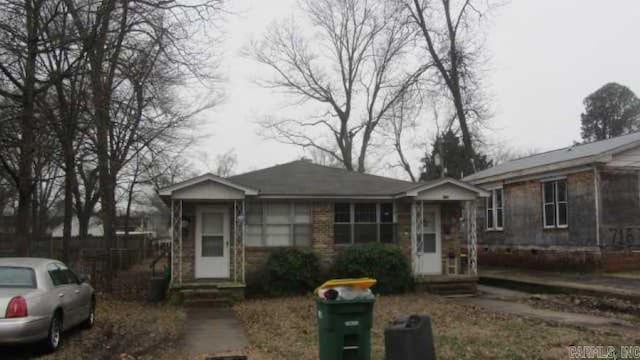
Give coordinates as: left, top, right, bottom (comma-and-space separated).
396, 177, 490, 201
159, 173, 258, 202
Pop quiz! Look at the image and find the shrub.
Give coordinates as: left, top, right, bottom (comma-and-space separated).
254, 248, 321, 297
331, 243, 413, 294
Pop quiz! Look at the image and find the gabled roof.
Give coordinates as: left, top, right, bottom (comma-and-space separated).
158, 159, 489, 199
159, 173, 259, 197
402, 177, 490, 197
464, 131, 640, 184
227, 160, 416, 197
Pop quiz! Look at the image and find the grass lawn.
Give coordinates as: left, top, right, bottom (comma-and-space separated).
234, 294, 638, 360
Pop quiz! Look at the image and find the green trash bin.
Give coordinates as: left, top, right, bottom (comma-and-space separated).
316, 297, 375, 360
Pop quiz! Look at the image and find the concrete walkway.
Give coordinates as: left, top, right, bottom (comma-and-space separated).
480, 268, 640, 301
181, 307, 249, 357
454, 285, 640, 336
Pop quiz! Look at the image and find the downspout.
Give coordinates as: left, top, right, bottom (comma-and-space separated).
593, 166, 600, 247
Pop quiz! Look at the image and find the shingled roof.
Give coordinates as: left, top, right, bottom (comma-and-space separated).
227, 160, 416, 196
465, 131, 640, 184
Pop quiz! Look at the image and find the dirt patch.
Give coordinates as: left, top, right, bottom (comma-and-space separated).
521, 294, 640, 323
0, 295, 186, 360
234, 294, 638, 360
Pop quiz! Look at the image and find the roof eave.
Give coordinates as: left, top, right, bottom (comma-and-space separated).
466, 156, 611, 185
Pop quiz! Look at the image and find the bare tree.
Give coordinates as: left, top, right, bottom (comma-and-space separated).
197, 149, 238, 177
404, 0, 494, 172
250, 0, 427, 172
381, 92, 423, 182
61, 0, 224, 285
0, 0, 51, 255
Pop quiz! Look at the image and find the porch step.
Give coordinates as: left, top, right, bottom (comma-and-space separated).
415, 275, 478, 295
183, 297, 232, 308
173, 281, 245, 307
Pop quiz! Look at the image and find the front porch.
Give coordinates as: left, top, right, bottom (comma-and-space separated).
169, 199, 247, 289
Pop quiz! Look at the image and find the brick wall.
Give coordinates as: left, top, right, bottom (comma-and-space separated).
311, 202, 336, 271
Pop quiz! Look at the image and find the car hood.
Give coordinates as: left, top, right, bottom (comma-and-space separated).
0, 288, 39, 318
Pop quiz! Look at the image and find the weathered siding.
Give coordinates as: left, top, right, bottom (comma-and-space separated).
599, 169, 640, 248
477, 171, 596, 248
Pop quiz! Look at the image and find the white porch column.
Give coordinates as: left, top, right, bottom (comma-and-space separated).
466, 200, 478, 276
232, 200, 246, 284
410, 201, 416, 274
233, 201, 237, 283
171, 199, 183, 285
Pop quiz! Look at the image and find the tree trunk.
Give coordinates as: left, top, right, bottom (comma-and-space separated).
15, 0, 40, 256
78, 212, 90, 242
61, 150, 76, 263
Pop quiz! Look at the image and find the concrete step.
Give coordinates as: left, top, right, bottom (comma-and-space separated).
183, 297, 232, 308
416, 280, 478, 295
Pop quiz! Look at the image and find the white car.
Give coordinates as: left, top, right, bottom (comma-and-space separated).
0, 258, 95, 352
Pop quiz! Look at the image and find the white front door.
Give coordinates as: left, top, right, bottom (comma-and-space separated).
195, 206, 230, 278
415, 204, 442, 275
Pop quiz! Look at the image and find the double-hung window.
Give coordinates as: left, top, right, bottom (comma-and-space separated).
334, 202, 396, 244
245, 202, 311, 247
486, 188, 504, 230
543, 180, 568, 228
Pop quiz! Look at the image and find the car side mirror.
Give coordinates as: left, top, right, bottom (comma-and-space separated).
78, 273, 90, 284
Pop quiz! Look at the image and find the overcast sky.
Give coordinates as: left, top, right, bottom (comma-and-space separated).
187, 0, 640, 178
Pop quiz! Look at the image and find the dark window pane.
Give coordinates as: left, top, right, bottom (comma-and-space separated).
487, 209, 494, 229
354, 203, 376, 223
294, 224, 311, 246
202, 235, 223, 257
497, 209, 503, 228
354, 223, 377, 243
49, 270, 67, 286
544, 182, 555, 203
558, 203, 568, 226
65, 270, 79, 284
334, 203, 350, 223
418, 234, 436, 253
380, 224, 395, 243
380, 203, 394, 222
544, 204, 555, 226
556, 180, 567, 202
334, 224, 351, 244
496, 189, 503, 207
487, 194, 493, 209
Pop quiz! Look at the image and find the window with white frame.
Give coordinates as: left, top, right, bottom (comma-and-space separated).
334, 202, 396, 244
486, 188, 504, 230
543, 180, 568, 228
245, 202, 311, 247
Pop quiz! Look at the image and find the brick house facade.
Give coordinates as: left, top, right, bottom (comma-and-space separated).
161, 160, 488, 291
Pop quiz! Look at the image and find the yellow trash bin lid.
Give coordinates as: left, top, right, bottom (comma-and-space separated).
316, 278, 377, 293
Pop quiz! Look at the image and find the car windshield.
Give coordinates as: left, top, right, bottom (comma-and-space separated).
0, 266, 37, 288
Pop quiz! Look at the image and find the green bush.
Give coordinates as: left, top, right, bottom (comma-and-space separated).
331, 243, 413, 294
250, 248, 321, 297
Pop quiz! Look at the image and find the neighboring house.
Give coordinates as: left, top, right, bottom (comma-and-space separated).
51, 217, 104, 238
159, 160, 489, 296
465, 131, 640, 272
